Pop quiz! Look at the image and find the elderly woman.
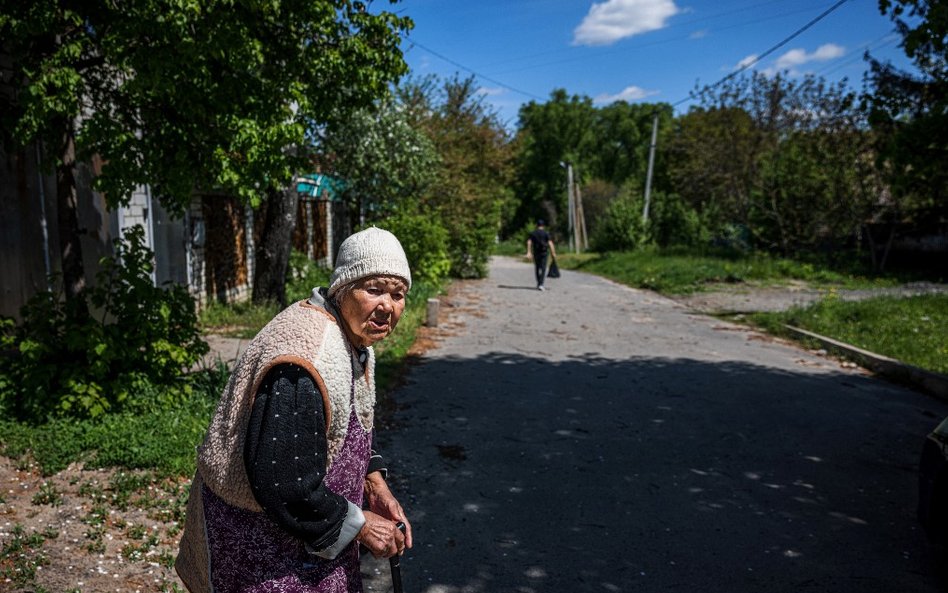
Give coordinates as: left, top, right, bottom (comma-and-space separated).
176, 227, 413, 593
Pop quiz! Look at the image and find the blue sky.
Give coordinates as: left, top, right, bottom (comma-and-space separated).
393, 0, 916, 128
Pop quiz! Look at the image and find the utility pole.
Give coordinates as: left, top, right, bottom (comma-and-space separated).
562, 161, 575, 253
575, 182, 588, 250
642, 113, 659, 223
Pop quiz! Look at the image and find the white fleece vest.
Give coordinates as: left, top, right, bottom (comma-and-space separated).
195, 298, 375, 513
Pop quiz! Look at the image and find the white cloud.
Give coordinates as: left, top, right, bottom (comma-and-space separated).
735, 54, 758, 70
574, 0, 680, 46
477, 86, 505, 97
594, 85, 660, 104
689, 29, 707, 39
774, 43, 845, 70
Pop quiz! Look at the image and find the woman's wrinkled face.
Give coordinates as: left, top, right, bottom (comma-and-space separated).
337, 276, 407, 348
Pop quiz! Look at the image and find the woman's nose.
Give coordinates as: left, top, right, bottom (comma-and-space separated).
376, 294, 394, 312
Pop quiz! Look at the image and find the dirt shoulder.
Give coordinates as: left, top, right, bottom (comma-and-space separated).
0, 457, 186, 593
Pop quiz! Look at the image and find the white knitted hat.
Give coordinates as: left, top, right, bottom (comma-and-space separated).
328, 227, 412, 296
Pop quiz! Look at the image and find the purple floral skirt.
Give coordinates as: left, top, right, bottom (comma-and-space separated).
202, 405, 371, 593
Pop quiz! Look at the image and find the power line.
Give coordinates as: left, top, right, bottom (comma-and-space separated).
673, 0, 853, 107
405, 39, 546, 102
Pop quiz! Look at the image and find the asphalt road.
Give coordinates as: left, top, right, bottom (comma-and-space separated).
362, 256, 948, 593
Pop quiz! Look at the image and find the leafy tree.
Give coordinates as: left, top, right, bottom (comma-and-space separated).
590, 101, 674, 191
648, 191, 707, 248
864, 0, 947, 223
402, 75, 514, 278
317, 98, 440, 225
1, 0, 411, 303
578, 178, 621, 240
667, 105, 762, 237
669, 72, 881, 255
512, 89, 598, 234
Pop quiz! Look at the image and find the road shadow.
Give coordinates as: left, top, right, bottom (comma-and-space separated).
371, 352, 948, 593
496, 284, 541, 291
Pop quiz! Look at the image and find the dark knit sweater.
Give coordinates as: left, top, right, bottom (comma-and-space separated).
244, 363, 386, 552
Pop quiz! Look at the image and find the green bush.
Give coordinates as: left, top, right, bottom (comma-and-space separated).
446, 204, 503, 279
0, 225, 208, 422
590, 195, 650, 252
649, 191, 708, 248
375, 209, 452, 284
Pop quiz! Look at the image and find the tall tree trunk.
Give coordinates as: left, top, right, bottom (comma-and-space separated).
252, 184, 298, 307
55, 120, 85, 300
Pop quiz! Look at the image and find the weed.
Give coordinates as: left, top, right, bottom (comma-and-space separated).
109, 470, 154, 511
31, 481, 63, 506
0, 524, 50, 586
127, 523, 147, 540
77, 480, 104, 499
157, 549, 177, 568
121, 532, 159, 561
84, 535, 107, 554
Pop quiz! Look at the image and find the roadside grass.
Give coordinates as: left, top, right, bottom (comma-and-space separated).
0, 362, 227, 476
748, 294, 948, 375
199, 300, 281, 338
493, 237, 525, 257
554, 248, 900, 295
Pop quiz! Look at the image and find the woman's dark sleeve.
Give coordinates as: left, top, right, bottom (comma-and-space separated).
366, 432, 388, 477
244, 363, 363, 557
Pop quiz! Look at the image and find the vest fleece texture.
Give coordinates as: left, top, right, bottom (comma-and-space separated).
175, 299, 376, 592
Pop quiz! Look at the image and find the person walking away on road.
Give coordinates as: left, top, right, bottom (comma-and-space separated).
176, 227, 413, 593
526, 219, 556, 291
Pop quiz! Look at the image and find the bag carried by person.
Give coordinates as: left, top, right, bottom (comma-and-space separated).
547, 256, 560, 279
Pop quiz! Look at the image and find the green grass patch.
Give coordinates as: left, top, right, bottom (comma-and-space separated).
0, 524, 50, 587
749, 294, 948, 374
0, 364, 226, 476
556, 248, 898, 295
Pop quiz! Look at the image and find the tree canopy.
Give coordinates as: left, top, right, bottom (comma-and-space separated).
669, 72, 880, 255
2, 0, 411, 207
864, 0, 947, 221
1, 0, 411, 296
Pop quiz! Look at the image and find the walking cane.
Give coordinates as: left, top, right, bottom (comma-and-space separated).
390, 522, 407, 593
